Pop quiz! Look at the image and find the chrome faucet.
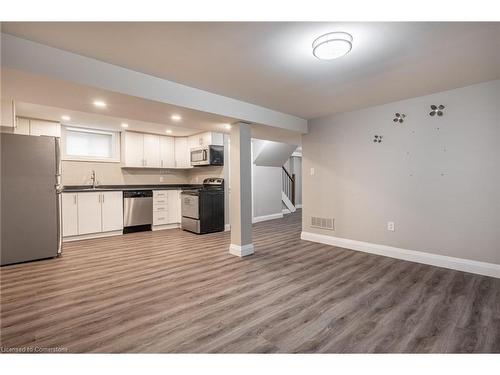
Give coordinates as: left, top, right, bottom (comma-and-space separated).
90, 170, 98, 189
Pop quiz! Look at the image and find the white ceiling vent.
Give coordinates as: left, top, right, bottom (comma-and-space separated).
311, 216, 334, 230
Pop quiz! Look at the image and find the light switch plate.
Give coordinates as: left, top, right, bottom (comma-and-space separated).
310, 167, 315, 176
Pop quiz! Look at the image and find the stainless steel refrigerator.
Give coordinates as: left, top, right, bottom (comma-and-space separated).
1, 133, 62, 266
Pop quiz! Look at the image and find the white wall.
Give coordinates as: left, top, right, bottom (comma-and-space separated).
303, 80, 500, 265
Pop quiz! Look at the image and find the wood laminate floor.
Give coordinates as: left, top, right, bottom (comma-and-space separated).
1, 211, 499, 353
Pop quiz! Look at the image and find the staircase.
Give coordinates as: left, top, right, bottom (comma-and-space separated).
282, 166, 296, 213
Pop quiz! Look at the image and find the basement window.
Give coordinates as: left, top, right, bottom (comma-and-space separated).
62, 126, 120, 162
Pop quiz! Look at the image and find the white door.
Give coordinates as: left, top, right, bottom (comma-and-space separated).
101, 191, 123, 232
143, 134, 160, 167
61, 193, 78, 237
30, 119, 61, 137
160, 136, 175, 168
123, 132, 144, 167
77, 192, 102, 235
175, 137, 190, 168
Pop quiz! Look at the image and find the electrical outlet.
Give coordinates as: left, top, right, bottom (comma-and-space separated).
387, 221, 395, 232
159, 176, 164, 182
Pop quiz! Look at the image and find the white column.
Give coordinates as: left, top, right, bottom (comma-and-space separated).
229, 122, 254, 257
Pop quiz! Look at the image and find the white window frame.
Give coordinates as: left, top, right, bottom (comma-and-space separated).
61, 125, 121, 163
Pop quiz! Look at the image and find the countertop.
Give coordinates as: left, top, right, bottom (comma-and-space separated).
63, 184, 202, 193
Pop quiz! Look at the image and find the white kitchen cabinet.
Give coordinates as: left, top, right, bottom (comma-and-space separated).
77, 192, 102, 235
29, 119, 61, 137
174, 137, 190, 168
160, 136, 175, 168
14, 117, 30, 135
152, 190, 182, 227
143, 134, 160, 167
63, 191, 124, 239
122, 131, 144, 167
188, 132, 224, 149
61, 193, 78, 237
167, 190, 182, 223
101, 191, 124, 232
13, 117, 61, 137
1, 98, 16, 128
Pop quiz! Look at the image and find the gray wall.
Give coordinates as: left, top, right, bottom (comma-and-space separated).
303, 80, 500, 265
252, 139, 283, 219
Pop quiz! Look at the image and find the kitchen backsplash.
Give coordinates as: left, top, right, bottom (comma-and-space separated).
187, 166, 224, 184
61, 161, 189, 185
61, 161, 224, 186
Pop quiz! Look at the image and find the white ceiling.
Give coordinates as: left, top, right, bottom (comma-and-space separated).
2, 22, 499, 119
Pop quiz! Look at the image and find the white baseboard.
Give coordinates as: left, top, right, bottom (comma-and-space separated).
229, 243, 255, 257
282, 208, 291, 214
300, 231, 500, 279
224, 224, 231, 232
295, 204, 303, 209
63, 230, 123, 242
253, 212, 283, 223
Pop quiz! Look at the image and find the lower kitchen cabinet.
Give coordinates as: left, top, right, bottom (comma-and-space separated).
152, 190, 182, 228
61, 193, 78, 237
77, 192, 102, 235
62, 191, 123, 240
101, 191, 124, 232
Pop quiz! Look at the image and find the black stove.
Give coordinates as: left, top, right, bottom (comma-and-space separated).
181, 178, 224, 234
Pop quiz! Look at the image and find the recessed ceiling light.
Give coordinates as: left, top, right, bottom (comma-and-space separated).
171, 114, 181, 121
61, 115, 71, 121
93, 100, 107, 108
165, 129, 172, 134
312, 32, 353, 60
121, 123, 129, 128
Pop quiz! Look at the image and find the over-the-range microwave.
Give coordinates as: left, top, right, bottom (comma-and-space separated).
190, 145, 224, 166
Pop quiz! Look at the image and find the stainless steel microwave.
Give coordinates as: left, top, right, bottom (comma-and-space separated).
190, 145, 224, 166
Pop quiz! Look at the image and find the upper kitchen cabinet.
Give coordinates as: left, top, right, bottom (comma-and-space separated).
143, 134, 160, 167
122, 131, 184, 169
174, 137, 191, 168
160, 136, 176, 168
1, 98, 16, 129
29, 119, 61, 137
122, 131, 144, 167
188, 132, 224, 149
10, 117, 60, 137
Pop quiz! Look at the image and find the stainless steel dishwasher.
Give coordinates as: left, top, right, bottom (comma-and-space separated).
123, 190, 153, 233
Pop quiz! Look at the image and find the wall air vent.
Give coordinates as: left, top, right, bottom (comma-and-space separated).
311, 216, 334, 230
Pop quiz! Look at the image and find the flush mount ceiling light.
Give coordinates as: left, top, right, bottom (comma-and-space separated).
61, 115, 71, 121
165, 129, 172, 134
121, 123, 129, 128
93, 100, 107, 108
312, 32, 353, 60
171, 114, 181, 121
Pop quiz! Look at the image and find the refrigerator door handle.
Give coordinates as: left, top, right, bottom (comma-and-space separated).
55, 137, 63, 256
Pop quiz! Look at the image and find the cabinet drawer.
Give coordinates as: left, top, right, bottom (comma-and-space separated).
153, 190, 168, 198
153, 211, 169, 225
153, 204, 168, 212
153, 197, 168, 205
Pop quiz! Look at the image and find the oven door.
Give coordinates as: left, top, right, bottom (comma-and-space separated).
190, 147, 209, 166
181, 193, 200, 219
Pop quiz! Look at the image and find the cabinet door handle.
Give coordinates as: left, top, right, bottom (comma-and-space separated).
74, 195, 77, 204
102, 194, 105, 203
98, 194, 101, 203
